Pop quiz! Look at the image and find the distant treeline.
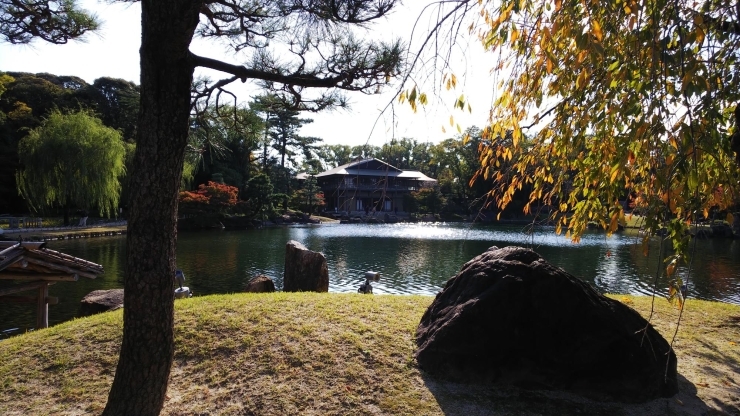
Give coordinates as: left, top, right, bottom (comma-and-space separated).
0, 72, 138, 213
0, 71, 533, 221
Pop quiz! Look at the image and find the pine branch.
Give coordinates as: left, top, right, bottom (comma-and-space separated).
191, 53, 359, 89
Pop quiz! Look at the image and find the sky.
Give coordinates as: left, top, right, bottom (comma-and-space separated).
0, 1, 498, 148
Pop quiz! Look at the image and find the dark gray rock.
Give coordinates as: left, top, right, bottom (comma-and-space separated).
79, 289, 124, 317
415, 246, 678, 403
245, 275, 275, 293
283, 240, 328, 292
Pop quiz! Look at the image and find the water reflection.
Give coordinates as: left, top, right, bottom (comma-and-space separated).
2, 222, 739, 331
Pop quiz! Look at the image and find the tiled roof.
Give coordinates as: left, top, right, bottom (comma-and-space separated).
315, 158, 436, 182
0, 241, 104, 280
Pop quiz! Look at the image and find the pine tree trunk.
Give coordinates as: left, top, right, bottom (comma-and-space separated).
102, 1, 199, 415
280, 140, 288, 211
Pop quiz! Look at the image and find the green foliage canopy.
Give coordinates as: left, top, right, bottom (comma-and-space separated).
187, 103, 262, 192
291, 175, 326, 214
16, 110, 128, 217
411, 186, 447, 215
0, 0, 98, 44
0, 72, 141, 213
245, 173, 275, 219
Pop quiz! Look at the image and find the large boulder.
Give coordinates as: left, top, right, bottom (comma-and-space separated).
415, 246, 678, 403
245, 275, 275, 293
79, 289, 124, 317
283, 240, 329, 292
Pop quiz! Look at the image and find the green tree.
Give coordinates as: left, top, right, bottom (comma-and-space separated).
292, 175, 326, 214
268, 105, 315, 172
403, 191, 419, 214
0, 73, 67, 129
0, 72, 141, 213
377, 137, 433, 171
379, 137, 414, 168
411, 140, 434, 173
245, 173, 275, 222
461, 0, 740, 300
0, 73, 17, 212
0, 73, 12, 96
351, 143, 380, 159
315, 143, 354, 169
250, 94, 281, 174
424, 127, 490, 215
86, 77, 140, 142
252, 95, 322, 209
267, 104, 316, 208
299, 153, 325, 174
16, 110, 127, 224
187, 103, 262, 194
413, 186, 447, 215
0, 0, 98, 44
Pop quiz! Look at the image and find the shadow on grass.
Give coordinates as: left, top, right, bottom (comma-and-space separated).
693, 338, 740, 376
691, 335, 740, 415
421, 372, 713, 416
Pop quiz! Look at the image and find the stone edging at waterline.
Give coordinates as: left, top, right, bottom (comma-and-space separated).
0, 221, 128, 242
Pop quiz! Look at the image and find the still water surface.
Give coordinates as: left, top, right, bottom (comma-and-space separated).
2, 223, 739, 330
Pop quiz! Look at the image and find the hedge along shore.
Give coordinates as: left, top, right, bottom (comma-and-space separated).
0, 293, 738, 415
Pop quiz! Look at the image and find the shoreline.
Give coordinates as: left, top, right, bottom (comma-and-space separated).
0, 221, 128, 242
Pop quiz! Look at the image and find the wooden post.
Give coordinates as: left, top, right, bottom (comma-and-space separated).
36, 283, 49, 329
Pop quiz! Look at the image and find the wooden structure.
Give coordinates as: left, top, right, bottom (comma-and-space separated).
0, 241, 104, 329
301, 158, 437, 214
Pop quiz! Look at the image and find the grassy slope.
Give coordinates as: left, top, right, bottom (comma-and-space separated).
0, 293, 738, 415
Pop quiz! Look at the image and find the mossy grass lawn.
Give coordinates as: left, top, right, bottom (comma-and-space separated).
0, 293, 738, 415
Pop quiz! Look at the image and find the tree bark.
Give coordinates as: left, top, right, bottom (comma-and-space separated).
281, 138, 288, 211
102, 1, 200, 415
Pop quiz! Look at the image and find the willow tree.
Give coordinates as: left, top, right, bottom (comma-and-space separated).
457, 0, 740, 300
16, 110, 127, 224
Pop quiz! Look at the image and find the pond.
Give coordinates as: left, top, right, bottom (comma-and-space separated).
2, 222, 739, 331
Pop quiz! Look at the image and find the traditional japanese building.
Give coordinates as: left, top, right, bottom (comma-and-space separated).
0, 241, 104, 329
307, 158, 436, 214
